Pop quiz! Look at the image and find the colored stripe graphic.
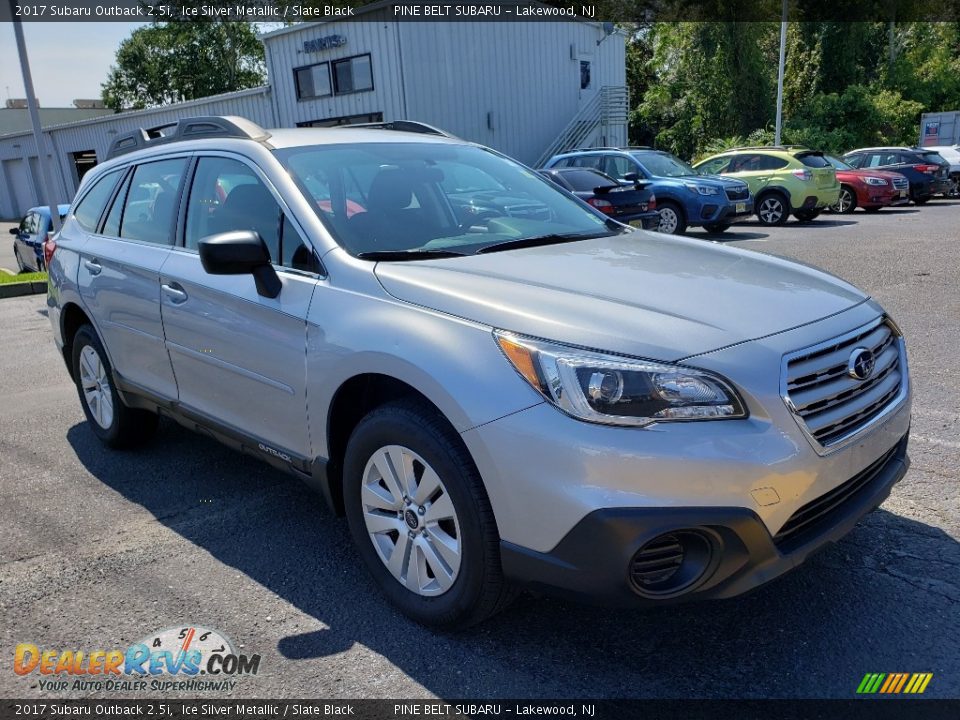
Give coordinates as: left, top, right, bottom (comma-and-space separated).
857, 673, 933, 694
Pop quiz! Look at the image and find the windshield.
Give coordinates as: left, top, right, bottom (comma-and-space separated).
631, 151, 698, 178
275, 143, 615, 258
825, 155, 853, 171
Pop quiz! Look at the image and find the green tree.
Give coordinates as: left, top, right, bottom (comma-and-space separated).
102, 22, 266, 111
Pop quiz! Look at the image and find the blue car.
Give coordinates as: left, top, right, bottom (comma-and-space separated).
9, 204, 69, 272
544, 148, 753, 235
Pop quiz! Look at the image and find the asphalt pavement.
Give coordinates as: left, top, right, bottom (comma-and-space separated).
0, 201, 957, 700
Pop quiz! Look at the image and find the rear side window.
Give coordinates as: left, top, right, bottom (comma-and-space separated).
119, 159, 188, 245
731, 154, 788, 172
185, 157, 281, 263
797, 153, 830, 168
73, 169, 122, 232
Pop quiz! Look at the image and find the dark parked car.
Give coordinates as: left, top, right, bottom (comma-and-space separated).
842, 147, 951, 204
823, 155, 910, 213
538, 167, 659, 230
9, 204, 69, 272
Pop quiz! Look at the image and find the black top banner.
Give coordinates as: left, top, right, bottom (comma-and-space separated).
2, 0, 960, 23
2, 700, 960, 720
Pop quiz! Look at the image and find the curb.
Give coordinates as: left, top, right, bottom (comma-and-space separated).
0, 281, 47, 299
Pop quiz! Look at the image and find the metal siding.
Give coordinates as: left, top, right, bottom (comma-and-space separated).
399, 22, 625, 164
264, 11, 405, 127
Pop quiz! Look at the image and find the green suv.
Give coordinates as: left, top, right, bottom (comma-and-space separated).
694, 147, 840, 226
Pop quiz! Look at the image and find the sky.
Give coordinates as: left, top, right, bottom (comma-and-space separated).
0, 23, 147, 107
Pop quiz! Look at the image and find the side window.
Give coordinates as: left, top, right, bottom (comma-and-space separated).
73, 169, 122, 232
754, 155, 789, 171
281, 216, 318, 273
22, 213, 38, 234
603, 155, 635, 179
698, 157, 730, 174
101, 172, 131, 238
727, 154, 753, 172
572, 155, 603, 170
119, 159, 188, 245
185, 157, 280, 263
551, 157, 575, 169
845, 154, 864, 168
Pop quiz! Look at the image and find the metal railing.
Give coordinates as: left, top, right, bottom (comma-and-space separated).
533, 86, 629, 168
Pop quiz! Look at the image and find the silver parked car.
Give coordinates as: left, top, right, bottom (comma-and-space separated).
48, 117, 911, 628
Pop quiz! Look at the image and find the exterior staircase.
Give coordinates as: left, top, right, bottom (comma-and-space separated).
533, 86, 628, 168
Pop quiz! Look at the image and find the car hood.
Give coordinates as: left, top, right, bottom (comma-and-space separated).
651, 174, 747, 190
374, 232, 868, 361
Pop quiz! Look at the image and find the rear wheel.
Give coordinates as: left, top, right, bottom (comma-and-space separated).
343, 399, 514, 628
793, 209, 822, 222
656, 202, 687, 235
831, 186, 857, 214
71, 325, 158, 448
756, 193, 790, 226
703, 223, 731, 234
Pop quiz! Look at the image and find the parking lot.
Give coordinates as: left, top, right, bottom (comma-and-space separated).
0, 201, 958, 700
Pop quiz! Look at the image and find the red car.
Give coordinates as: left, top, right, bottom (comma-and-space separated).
825, 155, 910, 213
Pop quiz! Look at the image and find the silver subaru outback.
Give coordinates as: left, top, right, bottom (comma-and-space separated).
47, 116, 911, 628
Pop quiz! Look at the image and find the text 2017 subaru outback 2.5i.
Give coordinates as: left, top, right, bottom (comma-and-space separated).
48, 116, 911, 628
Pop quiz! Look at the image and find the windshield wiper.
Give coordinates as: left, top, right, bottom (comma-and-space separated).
356, 249, 469, 261
475, 232, 611, 254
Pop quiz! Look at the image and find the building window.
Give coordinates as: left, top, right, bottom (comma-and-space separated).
297, 112, 383, 128
580, 61, 591, 90
295, 62, 332, 100
332, 54, 373, 94
71, 149, 97, 186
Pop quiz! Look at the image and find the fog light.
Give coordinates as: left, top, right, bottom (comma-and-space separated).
629, 530, 715, 598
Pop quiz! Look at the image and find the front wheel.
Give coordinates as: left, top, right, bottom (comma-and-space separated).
831, 186, 857, 214
71, 325, 158, 448
656, 202, 687, 235
756, 194, 790, 226
343, 399, 514, 628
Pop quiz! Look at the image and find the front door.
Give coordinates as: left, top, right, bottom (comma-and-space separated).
159, 154, 320, 460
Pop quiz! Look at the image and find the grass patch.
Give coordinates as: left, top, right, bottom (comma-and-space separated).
0, 271, 46, 285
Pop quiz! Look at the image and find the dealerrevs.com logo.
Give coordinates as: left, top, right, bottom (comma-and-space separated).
13, 626, 261, 693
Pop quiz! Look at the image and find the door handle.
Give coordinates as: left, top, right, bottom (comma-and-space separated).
83, 259, 102, 276
161, 283, 188, 304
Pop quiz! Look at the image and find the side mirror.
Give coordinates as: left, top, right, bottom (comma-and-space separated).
8, 227, 18, 235
623, 172, 640, 182
198, 230, 281, 299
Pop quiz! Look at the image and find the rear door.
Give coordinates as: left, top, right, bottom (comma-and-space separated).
77, 158, 187, 400
159, 153, 320, 461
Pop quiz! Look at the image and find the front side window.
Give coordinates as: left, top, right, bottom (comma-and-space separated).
185, 157, 281, 262
697, 156, 731, 175
73, 169, 122, 232
603, 155, 636, 179
332, 55, 373, 94
276, 142, 615, 258
119, 159, 188, 246
825, 155, 853, 171
295, 63, 332, 100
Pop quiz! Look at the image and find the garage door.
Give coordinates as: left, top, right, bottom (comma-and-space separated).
2, 158, 36, 217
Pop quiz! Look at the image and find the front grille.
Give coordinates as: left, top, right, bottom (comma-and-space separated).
630, 535, 684, 586
773, 438, 904, 548
892, 176, 909, 190
782, 318, 905, 450
725, 186, 749, 201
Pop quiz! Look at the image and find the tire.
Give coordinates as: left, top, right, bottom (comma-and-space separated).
793, 209, 822, 222
755, 192, 790, 226
913, 196, 930, 206
831, 186, 857, 214
343, 399, 514, 629
656, 201, 687, 235
71, 324, 158, 448
703, 223, 731, 234
863, 206, 882, 213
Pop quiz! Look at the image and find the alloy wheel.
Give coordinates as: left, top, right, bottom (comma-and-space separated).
758, 197, 785, 224
832, 188, 854, 213
658, 207, 679, 234
361, 444, 462, 597
79, 345, 114, 429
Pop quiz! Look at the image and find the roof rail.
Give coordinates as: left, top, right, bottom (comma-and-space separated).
343, 120, 456, 138
726, 144, 814, 152
105, 116, 271, 160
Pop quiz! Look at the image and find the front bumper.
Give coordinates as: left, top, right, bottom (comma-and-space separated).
500, 434, 909, 605
694, 199, 754, 225
858, 186, 910, 208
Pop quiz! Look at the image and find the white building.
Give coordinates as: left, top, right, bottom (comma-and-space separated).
0, 8, 626, 219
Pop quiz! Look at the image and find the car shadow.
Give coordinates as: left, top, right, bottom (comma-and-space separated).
688, 229, 770, 242
66, 420, 960, 699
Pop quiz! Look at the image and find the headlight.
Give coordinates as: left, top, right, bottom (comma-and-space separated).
684, 183, 719, 196
864, 176, 888, 186
495, 332, 747, 427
